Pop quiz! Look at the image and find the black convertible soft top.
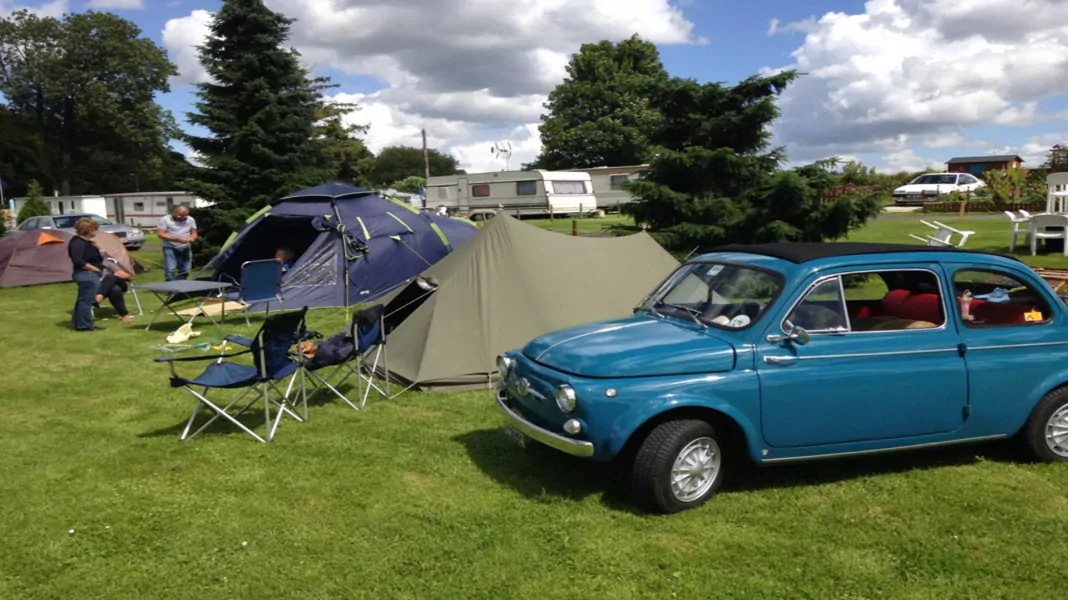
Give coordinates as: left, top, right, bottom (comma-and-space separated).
708, 242, 1021, 265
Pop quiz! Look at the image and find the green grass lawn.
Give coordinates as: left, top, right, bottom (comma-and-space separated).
2, 215, 1068, 599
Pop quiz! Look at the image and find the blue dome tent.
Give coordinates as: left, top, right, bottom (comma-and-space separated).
198, 183, 477, 311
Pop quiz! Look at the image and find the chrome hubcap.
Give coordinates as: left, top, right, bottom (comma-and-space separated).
670, 436, 721, 502
1046, 405, 1068, 457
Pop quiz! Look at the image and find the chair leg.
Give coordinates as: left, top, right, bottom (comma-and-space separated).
1009, 231, 1016, 253
131, 288, 143, 316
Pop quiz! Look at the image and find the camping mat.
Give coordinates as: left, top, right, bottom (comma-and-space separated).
175, 301, 248, 317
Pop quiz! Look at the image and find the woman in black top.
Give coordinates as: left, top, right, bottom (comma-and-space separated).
68, 218, 105, 331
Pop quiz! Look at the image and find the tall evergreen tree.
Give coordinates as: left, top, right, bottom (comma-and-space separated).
182, 0, 339, 259
622, 71, 881, 253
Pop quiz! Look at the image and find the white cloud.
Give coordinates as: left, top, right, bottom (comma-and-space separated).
86, 0, 142, 9
163, 0, 700, 172
768, 0, 1068, 168
0, 0, 67, 18
877, 148, 943, 173
162, 9, 213, 86
989, 131, 1068, 166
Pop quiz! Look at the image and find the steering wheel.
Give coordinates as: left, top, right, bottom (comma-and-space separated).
740, 300, 765, 319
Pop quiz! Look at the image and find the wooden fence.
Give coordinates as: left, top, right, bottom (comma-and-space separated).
820, 185, 881, 204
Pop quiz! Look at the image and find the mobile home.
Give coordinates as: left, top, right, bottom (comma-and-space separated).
424, 170, 596, 218
103, 191, 213, 227
565, 164, 648, 209
8, 191, 212, 228
8, 195, 109, 220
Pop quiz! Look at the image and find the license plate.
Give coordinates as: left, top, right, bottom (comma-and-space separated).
503, 424, 528, 448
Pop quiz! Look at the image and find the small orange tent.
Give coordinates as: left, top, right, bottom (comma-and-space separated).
0, 230, 144, 288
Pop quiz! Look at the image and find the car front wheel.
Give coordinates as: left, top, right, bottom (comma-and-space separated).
1023, 387, 1068, 462
631, 419, 724, 513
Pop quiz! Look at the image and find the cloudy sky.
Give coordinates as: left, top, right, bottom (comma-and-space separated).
4, 0, 1068, 174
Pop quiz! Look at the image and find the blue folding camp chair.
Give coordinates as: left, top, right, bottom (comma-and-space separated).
235, 259, 284, 326
300, 303, 390, 411
154, 307, 310, 443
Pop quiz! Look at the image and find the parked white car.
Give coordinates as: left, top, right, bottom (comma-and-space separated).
892, 173, 986, 205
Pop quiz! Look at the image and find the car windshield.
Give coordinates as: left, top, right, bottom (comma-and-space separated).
639, 262, 783, 329
910, 174, 957, 185
53, 215, 112, 228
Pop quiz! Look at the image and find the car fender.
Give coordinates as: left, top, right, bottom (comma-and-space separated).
1005, 370, 1068, 435
606, 393, 761, 460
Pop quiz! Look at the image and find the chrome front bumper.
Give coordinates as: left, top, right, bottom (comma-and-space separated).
495, 389, 595, 458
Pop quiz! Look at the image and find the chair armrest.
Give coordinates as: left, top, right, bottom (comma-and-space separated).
155, 350, 251, 363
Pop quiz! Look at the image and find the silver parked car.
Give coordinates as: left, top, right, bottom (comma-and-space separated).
12, 213, 146, 250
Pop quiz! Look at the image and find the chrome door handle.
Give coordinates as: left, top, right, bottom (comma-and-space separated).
763, 355, 797, 365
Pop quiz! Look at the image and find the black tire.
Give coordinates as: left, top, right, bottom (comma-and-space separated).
127, 246, 141, 252
631, 419, 724, 514
1021, 387, 1068, 462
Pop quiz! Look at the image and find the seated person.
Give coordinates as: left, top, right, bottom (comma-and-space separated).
94, 258, 134, 324
274, 247, 295, 272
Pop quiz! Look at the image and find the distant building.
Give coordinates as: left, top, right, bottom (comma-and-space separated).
564, 164, 648, 209
945, 155, 1023, 175
7, 190, 213, 227
103, 191, 213, 226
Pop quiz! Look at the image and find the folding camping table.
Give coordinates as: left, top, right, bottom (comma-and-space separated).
135, 280, 234, 330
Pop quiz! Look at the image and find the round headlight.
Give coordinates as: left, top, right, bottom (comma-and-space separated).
496, 354, 514, 379
554, 384, 577, 413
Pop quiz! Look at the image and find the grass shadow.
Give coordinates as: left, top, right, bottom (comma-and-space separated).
724, 440, 1024, 494
452, 429, 639, 513
456, 427, 1026, 513
138, 406, 288, 440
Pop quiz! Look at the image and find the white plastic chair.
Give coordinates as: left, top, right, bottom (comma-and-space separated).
1004, 210, 1032, 252
1028, 213, 1068, 256
1047, 173, 1068, 213
908, 220, 974, 248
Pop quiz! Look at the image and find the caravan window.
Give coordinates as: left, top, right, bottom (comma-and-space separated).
610, 175, 628, 190
549, 181, 586, 194
516, 181, 537, 196
437, 187, 449, 199
472, 184, 490, 197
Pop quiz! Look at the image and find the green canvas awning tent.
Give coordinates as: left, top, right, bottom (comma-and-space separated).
382, 212, 680, 391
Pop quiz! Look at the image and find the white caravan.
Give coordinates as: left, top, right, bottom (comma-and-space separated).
103, 191, 213, 227
424, 170, 596, 218
566, 164, 648, 210
8, 194, 109, 220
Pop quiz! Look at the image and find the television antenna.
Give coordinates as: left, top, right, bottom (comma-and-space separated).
490, 141, 512, 171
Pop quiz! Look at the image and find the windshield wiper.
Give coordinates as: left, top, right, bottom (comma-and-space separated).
655, 301, 706, 327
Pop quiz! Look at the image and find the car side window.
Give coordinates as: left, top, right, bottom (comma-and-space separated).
786, 269, 947, 335
19, 218, 37, 230
784, 277, 848, 334
844, 270, 945, 331
954, 269, 1053, 327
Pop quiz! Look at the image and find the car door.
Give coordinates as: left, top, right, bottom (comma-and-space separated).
755, 264, 969, 448
946, 263, 1068, 429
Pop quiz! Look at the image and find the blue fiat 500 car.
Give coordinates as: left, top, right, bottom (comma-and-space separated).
495, 242, 1068, 513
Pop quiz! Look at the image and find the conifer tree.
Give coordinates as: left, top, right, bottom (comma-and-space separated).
182, 0, 339, 259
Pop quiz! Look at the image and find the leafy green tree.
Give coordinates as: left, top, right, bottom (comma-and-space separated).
621, 71, 881, 253
182, 0, 341, 261
313, 90, 375, 187
16, 180, 50, 224
526, 34, 668, 170
389, 176, 425, 192
0, 10, 178, 195
370, 146, 461, 186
